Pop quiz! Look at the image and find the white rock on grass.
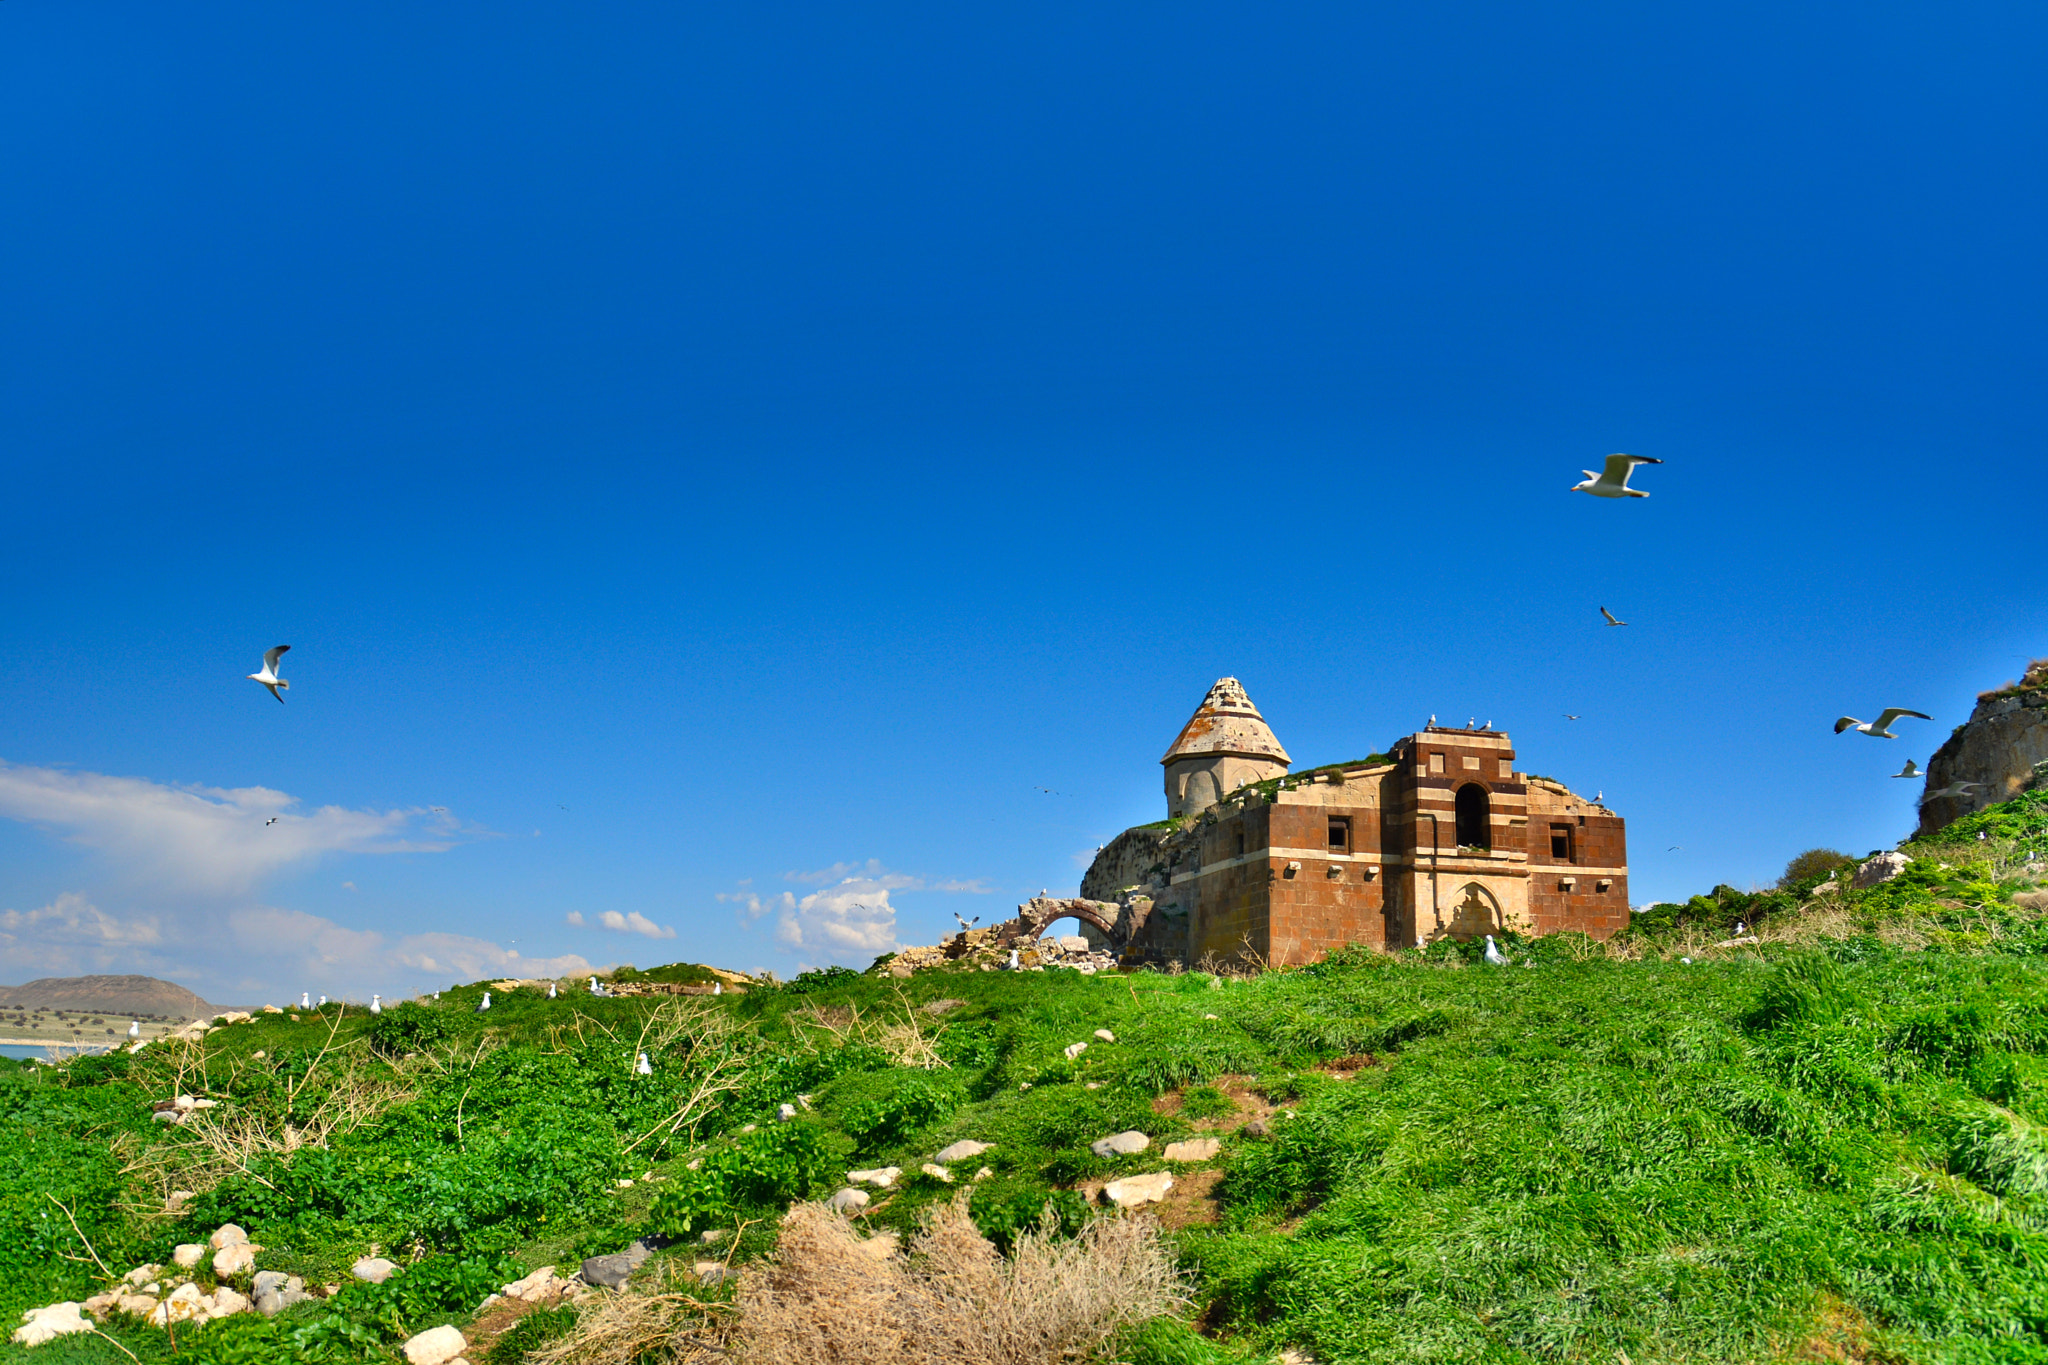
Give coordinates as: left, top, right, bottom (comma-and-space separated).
211, 1288, 251, 1318
352, 1256, 400, 1284
694, 1261, 729, 1286
847, 1166, 900, 1188
777, 1103, 798, 1122
1091, 1130, 1151, 1158
12, 1303, 94, 1346
1163, 1137, 1221, 1162
1064, 1042, 1088, 1060
1093, 1028, 1116, 1042
171, 1243, 205, 1269
122, 1264, 161, 1287
933, 1140, 990, 1163
402, 1323, 469, 1365
214, 1242, 261, 1278
1102, 1172, 1174, 1209
148, 1284, 208, 1326
500, 1266, 560, 1302
829, 1187, 871, 1213
208, 1223, 249, 1250
920, 1163, 955, 1183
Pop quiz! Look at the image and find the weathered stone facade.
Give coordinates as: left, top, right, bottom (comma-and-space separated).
1083, 680, 1630, 966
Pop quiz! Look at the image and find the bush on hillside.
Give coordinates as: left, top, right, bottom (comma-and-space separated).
648, 1122, 833, 1238
366, 1000, 453, 1058
1780, 847, 1854, 890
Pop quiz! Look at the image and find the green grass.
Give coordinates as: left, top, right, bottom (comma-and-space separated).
6, 804, 2048, 1363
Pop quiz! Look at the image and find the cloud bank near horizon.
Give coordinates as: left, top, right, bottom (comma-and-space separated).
720, 858, 991, 965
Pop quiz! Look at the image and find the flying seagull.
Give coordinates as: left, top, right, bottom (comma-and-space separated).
1572, 454, 1662, 499
1891, 760, 1922, 779
1668, 845, 1683, 852
265, 817, 278, 826
1920, 782, 1982, 806
1564, 714, 1580, 721
952, 912, 980, 931
1834, 708, 1931, 739
1483, 935, 1508, 966
1599, 606, 1627, 627
247, 646, 291, 703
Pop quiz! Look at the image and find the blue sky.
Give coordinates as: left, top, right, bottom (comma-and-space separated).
1, 2, 2042, 1002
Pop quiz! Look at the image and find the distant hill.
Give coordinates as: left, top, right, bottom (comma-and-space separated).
0, 975, 217, 1020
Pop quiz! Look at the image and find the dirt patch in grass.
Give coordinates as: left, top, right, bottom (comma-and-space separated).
1151, 1074, 1275, 1132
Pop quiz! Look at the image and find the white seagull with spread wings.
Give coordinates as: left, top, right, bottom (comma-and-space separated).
248, 646, 291, 703
1891, 759, 1922, 779
1572, 454, 1662, 499
1834, 708, 1931, 739
1599, 606, 1627, 627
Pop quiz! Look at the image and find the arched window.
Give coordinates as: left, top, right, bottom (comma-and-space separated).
1455, 783, 1491, 849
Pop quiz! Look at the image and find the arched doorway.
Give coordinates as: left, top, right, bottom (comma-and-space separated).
1455, 783, 1491, 849
1446, 883, 1502, 940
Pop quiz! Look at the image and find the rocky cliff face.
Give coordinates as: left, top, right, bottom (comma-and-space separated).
1079, 825, 1176, 902
1919, 658, 2048, 836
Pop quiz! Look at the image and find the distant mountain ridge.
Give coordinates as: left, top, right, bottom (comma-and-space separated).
0, 975, 217, 1020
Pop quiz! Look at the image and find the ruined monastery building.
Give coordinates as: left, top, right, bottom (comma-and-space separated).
1079, 678, 1629, 966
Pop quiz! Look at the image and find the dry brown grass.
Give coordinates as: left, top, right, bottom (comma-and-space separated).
790, 989, 951, 1070
737, 1195, 1184, 1365
538, 1196, 1186, 1365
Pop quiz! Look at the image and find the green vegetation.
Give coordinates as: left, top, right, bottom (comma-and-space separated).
1780, 846, 1856, 888
4, 796, 2048, 1362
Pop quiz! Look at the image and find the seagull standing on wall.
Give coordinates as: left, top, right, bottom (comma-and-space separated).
247, 646, 291, 703
1834, 709, 1932, 739
1572, 454, 1663, 499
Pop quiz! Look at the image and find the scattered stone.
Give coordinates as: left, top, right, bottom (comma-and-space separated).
614, 1178, 636, 1189
973, 1166, 994, 1181
1101, 1172, 1174, 1208
122, 1264, 162, 1287
82, 1291, 122, 1321
933, 1140, 990, 1163
1091, 1130, 1151, 1158
700, 1229, 730, 1244
1243, 1118, 1270, 1138
213, 1241, 261, 1278
1856, 851, 1913, 889
166, 1191, 195, 1214
262, 1004, 283, 1013
1064, 1042, 1088, 1060
1057, 935, 1092, 953
12, 1303, 93, 1346
920, 1162, 955, 1183
739, 1123, 757, 1134
829, 1187, 871, 1213
500, 1266, 560, 1302
402, 1323, 469, 1365
694, 1261, 729, 1286
351, 1256, 399, 1284
209, 1223, 250, 1250
114, 1293, 160, 1319
777, 1103, 798, 1122
1164, 1137, 1222, 1162
1205, 1013, 1219, 1020
211, 1287, 251, 1318
1093, 1028, 1116, 1043
148, 1283, 208, 1326
152, 1110, 186, 1125
1085, 1082, 1100, 1090
847, 1166, 900, 1188
580, 1238, 659, 1290
171, 1243, 205, 1269
252, 1271, 311, 1317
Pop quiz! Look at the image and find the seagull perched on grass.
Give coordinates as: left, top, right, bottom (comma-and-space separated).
1483, 935, 1507, 966
1599, 606, 1627, 627
1891, 759, 1923, 779
369, 995, 381, 1014
635, 1052, 652, 1076
547, 982, 556, 999
127, 1020, 139, 1039
476, 992, 492, 1012
247, 646, 291, 703
1834, 708, 1931, 739
300, 992, 310, 1009
1572, 454, 1662, 499
317, 995, 327, 1008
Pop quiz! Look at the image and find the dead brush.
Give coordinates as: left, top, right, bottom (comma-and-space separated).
564, 999, 764, 1154
523, 1262, 737, 1365
731, 1193, 1186, 1365
791, 988, 950, 1070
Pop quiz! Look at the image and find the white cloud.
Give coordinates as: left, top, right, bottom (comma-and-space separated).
0, 760, 468, 897
0, 895, 598, 1001
564, 909, 674, 939
744, 860, 992, 964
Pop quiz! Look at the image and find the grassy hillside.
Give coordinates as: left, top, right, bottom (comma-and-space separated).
5, 794, 2046, 1364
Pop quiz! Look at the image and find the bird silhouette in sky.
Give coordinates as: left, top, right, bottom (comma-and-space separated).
248, 645, 291, 703
1600, 606, 1627, 627
1572, 454, 1662, 499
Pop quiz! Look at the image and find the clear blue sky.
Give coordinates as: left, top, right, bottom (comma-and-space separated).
1, 2, 2042, 1002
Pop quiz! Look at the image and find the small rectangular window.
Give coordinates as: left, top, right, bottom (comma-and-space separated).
1235, 830, 1246, 856
1327, 817, 1350, 851
1550, 824, 1572, 860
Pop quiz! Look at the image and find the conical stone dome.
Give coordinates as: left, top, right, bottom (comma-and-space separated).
1161, 678, 1291, 817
